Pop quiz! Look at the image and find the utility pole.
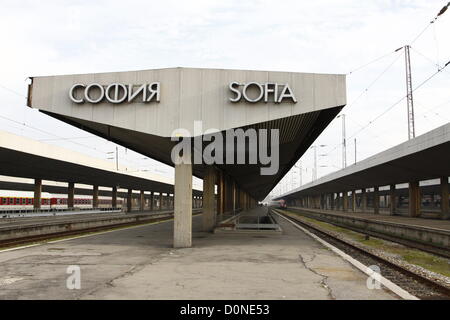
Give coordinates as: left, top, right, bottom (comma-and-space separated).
294, 161, 302, 188
354, 138, 357, 165
337, 114, 347, 168
404, 45, 415, 140
310, 145, 326, 181
298, 161, 302, 187
107, 147, 119, 171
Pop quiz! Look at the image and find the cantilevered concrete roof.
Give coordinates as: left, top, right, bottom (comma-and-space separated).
28, 67, 346, 200
274, 122, 450, 200
0, 130, 202, 196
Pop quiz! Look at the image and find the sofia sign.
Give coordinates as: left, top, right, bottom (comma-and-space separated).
229, 82, 297, 103
69, 83, 160, 104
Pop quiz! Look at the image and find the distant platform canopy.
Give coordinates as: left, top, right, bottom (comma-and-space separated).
274, 122, 450, 201
28, 67, 346, 201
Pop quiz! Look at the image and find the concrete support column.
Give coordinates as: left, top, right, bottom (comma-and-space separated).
440, 177, 449, 219
409, 181, 420, 217
140, 190, 145, 211
159, 193, 162, 210
149, 192, 153, 211
160, 192, 166, 210
389, 184, 396, 215
34, 178, 42, 210
352, 190, 356, 212
202, 167, 216, 232
343, 191, 348, 212
93, 185, 99, 209
373, 186, 379, 214
218, 171, 224, 215
361, 189, 367, 212
127, 189, 132, 212
68, 182, 75, 209
173, 153, 193, 248
112, 186, 117, 208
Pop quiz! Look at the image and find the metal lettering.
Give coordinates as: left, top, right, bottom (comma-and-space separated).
84, 83, 104, 104
278, 83, 297, 103
229, 82, 241, 102
147, 82, 160, 102
243, 82, 264, 103
69, 84, 86, 104
105, 83, 127, 104
128, 84, 147, 102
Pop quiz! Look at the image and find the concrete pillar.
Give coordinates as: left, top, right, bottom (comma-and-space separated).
127, 189, 132, 212
352, 190, 356, 212
409, 181, 420, 217
173, 153, 193, 248
68, 182, 75, 208
218, 171, 224, 215
373, 186, 379, 214
389, 184, 396, 215
33, 178, 42, 210
158, 193, 162, 210
440, 177, 449, 219
343, 191, 348, 212
202, 167, 216, 232
225, 177, 232, 213
140, 190, 145, 211
93, 185, 99, 208
361, 189, 367, 212
112, 186, 117, 208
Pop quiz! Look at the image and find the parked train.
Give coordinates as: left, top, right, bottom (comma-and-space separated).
268, 199, 287, 209
0, 191, 123, 211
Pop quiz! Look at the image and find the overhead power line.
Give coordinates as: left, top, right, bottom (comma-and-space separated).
321, 56, 450, 159
411, 1, 450, 44
347, 50, 398, 75
0, 114, 108, 155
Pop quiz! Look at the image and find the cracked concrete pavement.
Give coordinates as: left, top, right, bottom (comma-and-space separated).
0, 213, 397, 299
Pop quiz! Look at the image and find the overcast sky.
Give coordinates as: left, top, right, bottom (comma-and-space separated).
1, 1, 449, 195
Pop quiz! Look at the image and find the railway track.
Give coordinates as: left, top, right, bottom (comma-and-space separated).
272, 208, 450, 300
0, 212, 199, 249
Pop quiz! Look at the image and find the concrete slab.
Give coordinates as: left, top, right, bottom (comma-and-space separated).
290, 207, 450, 231
0, 214, 397, 300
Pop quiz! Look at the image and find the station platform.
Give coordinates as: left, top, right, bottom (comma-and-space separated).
0, 208, 396, 300
0, 209, 174, 230
288, 207, 450, 231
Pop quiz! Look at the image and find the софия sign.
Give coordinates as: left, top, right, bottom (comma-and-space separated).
69, 83, 160, 104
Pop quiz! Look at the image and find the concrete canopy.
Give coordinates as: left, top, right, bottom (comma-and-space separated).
29, 67, 346, 200
0, 130, 202, 196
